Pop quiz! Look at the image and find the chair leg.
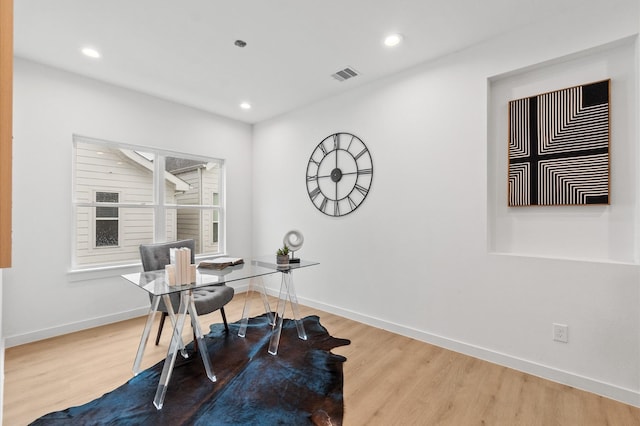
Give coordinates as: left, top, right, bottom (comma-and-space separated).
220, 307, 229, 333
155, 312, 168, 345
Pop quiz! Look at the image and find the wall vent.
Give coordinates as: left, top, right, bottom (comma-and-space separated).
331, 66, 359, 82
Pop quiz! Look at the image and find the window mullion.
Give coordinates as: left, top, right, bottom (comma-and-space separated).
155, 154, 166, 242
219, 163, 226, 254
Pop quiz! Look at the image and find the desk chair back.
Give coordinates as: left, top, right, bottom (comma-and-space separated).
139, 239, 234, 345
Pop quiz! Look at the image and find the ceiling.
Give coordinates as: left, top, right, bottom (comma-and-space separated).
15, 0, 598, 124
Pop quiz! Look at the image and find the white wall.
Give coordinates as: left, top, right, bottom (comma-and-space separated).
252, 1, 640, 406
4, 0, 639, 410
4, 58, 253, 345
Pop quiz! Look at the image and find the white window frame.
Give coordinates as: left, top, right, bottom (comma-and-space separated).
71, 134, 226, 273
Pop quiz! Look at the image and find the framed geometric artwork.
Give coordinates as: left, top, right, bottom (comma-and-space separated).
508, 79, 610, 206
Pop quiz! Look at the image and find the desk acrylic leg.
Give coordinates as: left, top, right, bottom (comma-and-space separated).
260, 280, 274, 325
238, 279, 254, 338
133, 295, 160, 375
153, 292, 190, 410
188, 297, 216, 382
162, 294, 188, 359
239, 276, 273, 338
285, 272, 307, 341
268, 274, 288, 355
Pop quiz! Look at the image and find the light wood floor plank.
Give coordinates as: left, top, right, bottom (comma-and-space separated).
4, 293, 640, 425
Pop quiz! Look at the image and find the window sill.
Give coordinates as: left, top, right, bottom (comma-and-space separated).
67, 263, 142, 282
67, 254, 232, 282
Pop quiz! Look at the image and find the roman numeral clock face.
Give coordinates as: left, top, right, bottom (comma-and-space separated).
306, 132, 373, 217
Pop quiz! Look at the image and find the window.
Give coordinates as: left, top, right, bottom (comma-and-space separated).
72, 135, 225, 269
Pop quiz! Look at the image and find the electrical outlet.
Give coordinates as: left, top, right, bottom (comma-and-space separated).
553, 323, 568, 343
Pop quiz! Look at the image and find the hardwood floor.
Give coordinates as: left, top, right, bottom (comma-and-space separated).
4, 294, 640, 425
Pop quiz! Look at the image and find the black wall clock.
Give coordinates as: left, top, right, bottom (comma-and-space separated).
306, 132, 373, 217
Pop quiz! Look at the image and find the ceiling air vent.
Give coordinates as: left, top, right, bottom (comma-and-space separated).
331, 66, 359, 82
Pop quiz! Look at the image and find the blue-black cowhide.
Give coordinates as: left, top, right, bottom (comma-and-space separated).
30, 314, 350, 425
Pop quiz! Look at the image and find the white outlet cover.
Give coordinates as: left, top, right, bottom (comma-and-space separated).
553, 323, 569, 343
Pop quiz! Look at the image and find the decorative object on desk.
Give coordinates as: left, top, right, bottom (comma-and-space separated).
306, 132, 373, 217
197, 257, 244, 270
283, 229, 304, 263
276, 244, 290, 265
30, 315, 350, 426
508, 79, 610, 206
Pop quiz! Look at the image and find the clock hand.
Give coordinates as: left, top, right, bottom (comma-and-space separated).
317, 169, 369, 179
340, 168, 372, 177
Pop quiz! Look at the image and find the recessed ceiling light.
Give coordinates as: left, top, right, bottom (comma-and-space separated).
240, 102, 252, 110
383, 33, 403, 47
81, 47, 101, 58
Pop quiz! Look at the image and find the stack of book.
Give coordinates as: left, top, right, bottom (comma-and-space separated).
165, 247, 196, 285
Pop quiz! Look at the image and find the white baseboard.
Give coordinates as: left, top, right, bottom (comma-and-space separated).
4, 307, 149, 348
4, 282, 258, 348
6, 287, 640, 408
294, 294, 640, 409
4, 283, 256, 347
233, 282, 251, 294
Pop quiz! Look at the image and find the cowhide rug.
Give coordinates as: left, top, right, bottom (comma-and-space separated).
30, 314, 350, 425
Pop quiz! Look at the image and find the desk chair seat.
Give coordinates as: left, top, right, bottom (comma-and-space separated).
139, 239, 234, 346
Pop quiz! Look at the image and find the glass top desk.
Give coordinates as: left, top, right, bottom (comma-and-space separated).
238, 258, 319, 355
121, 258, 318, 409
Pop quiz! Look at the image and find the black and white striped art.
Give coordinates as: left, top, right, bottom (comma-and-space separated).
508, 80, 610, 206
